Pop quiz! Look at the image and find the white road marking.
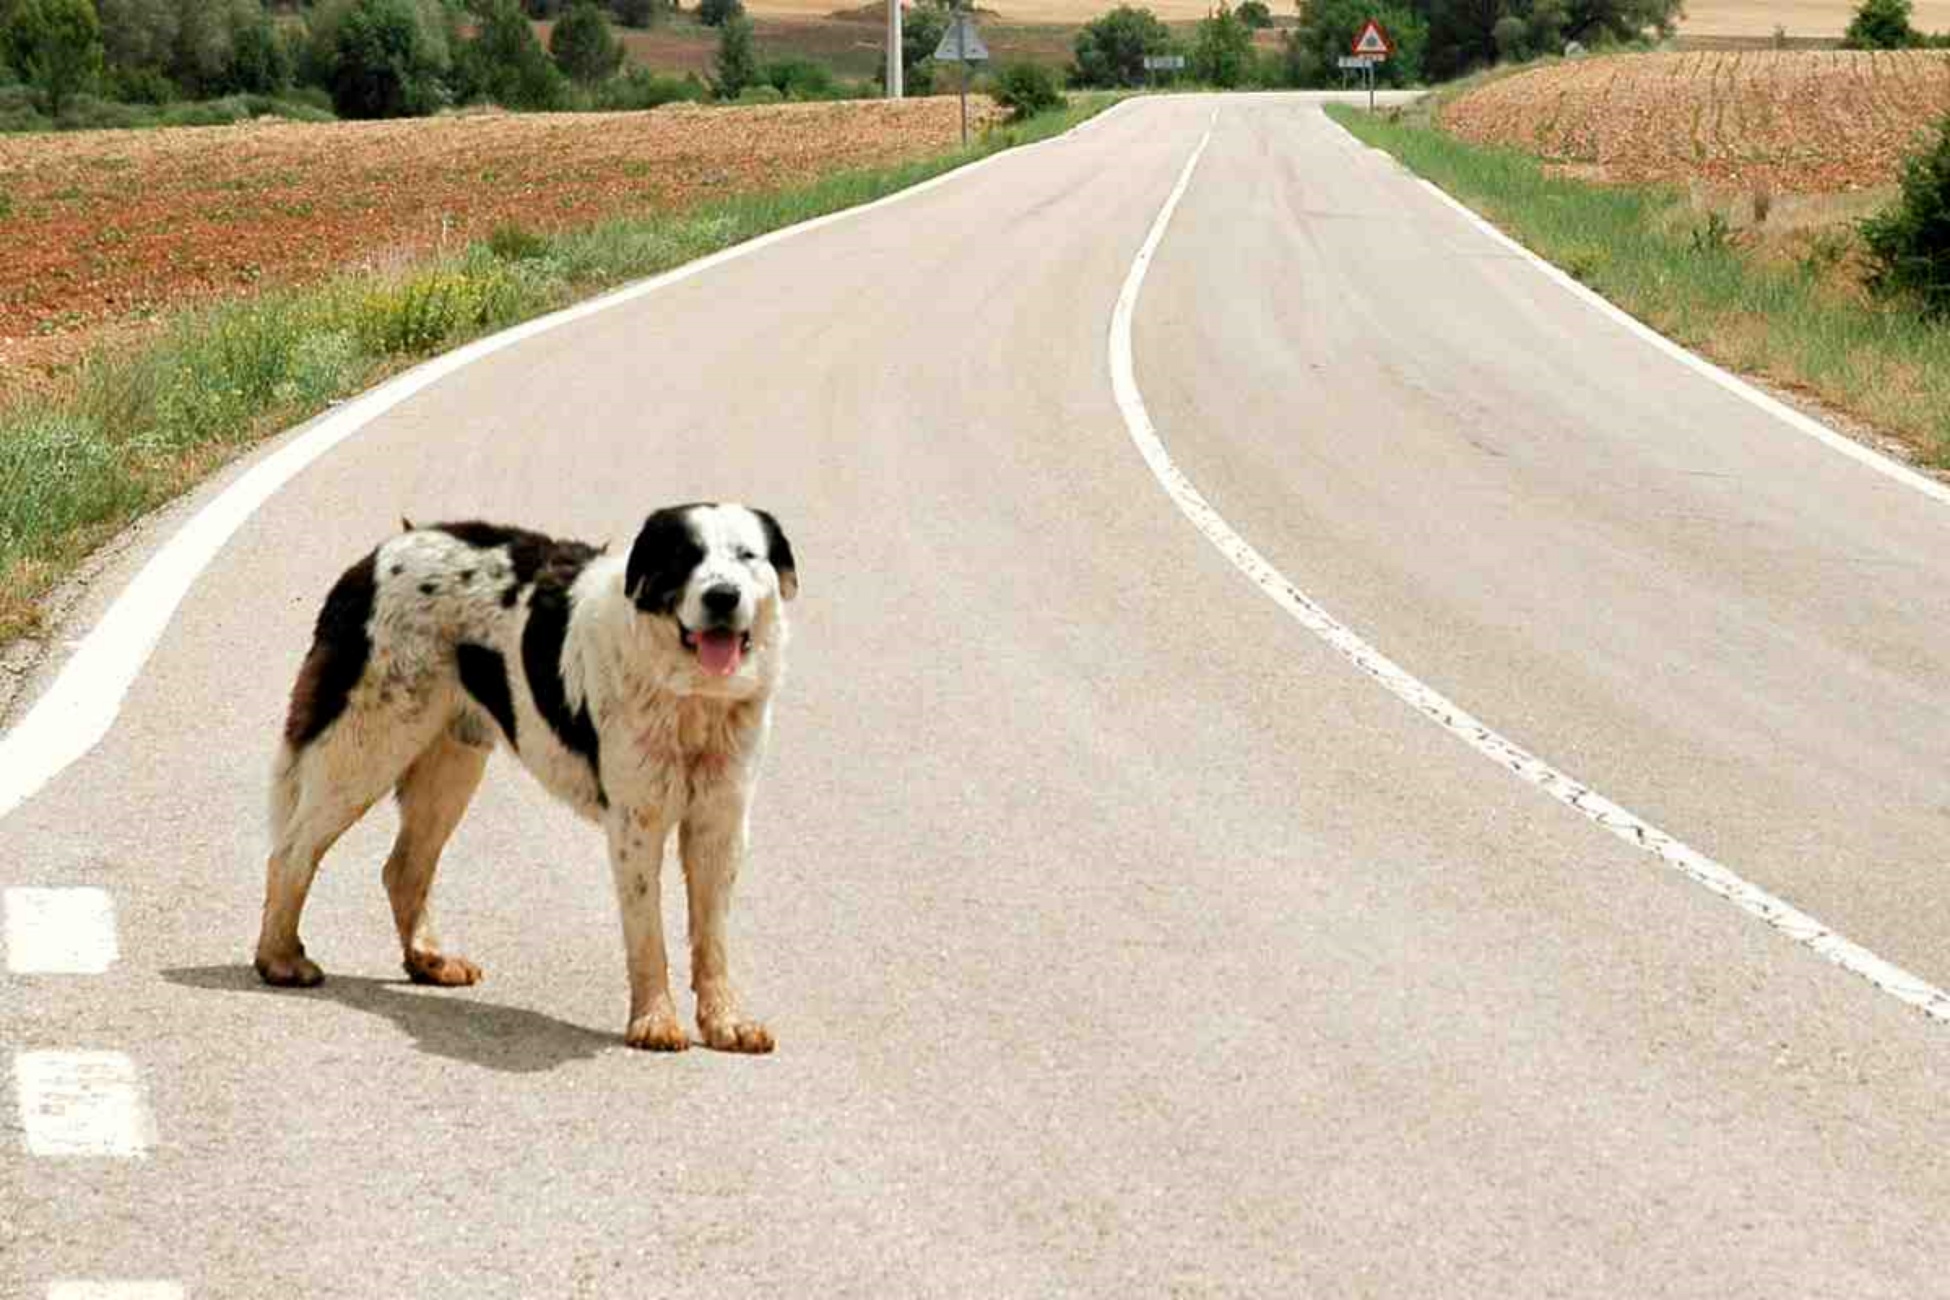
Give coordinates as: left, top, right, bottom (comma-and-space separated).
6, 887, 118, 974
1109, 109, 1950, 1022
14, 1051, 155, 1157
0, 98, 1140, 826
48, 1285, 185, 1300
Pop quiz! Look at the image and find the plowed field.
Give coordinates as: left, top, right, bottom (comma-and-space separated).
0, 97, 997, 390
1441, 50, 1950, 192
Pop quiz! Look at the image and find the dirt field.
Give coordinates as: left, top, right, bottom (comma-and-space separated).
0, 98, 996, 391
1679, 0, 1950, 38
1440, 50, 1950, 193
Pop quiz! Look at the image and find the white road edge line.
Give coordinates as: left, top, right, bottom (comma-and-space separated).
1109, 108, 1950, 1023
5, 887, 118, 974
0, 98, 1140, 826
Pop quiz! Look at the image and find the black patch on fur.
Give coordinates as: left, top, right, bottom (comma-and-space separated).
455, 643, 517, 748
624, 506, 707, 614
284, 550, 379, 748
500, 584, 522, 609
433, 520, 590, 614
752, 508, 797, 596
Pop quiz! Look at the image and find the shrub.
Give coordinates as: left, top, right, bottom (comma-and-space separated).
1843, 0, 1920, 47
734, 81, 780, 102
463, 0, 565, 107
1861, 113, 1950, 317
488, 223, 550, 260
697, 0, 742, 26
550, 2, 623, 83
1070, 5, 1169, 87
609, 0, 663, 25
1492, 12, 1526, 59
589, 63, 704, 107
0, 409, 139, 569
1235, 0, 1271, 27
760, 55, 836, 99
326, 0, 449, 117
2, 0, 104, 116
712, 11, 755, 98
1189, 1, 1251, 86
992, 60, 1063, 119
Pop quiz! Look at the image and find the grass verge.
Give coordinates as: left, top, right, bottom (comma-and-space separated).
0, 93, 1123, 644
1326, 102, 1950, 469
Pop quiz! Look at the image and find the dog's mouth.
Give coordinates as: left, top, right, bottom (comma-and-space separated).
679, 624, 751, 677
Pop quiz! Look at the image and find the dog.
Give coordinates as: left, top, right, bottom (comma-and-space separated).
253, 503, 797, 1054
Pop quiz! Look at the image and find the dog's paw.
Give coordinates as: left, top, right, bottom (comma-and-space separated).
700, 1014, 775, 1055
255, 952, 324, 987
625, 1012, 691, 1052
403, 950, 483, 987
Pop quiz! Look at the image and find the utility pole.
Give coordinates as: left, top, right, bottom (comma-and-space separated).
886, 0, 903, 98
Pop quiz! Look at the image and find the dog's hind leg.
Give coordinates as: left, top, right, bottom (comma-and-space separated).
385, 727, 490, 987
256, 742, 396, 987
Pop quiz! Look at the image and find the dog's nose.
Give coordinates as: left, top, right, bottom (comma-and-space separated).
701, 585, 741, 619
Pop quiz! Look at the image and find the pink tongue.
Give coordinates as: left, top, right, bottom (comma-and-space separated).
696, 629, 743, 677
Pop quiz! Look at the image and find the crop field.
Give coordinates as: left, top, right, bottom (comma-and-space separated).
1440, 51, 1950, 193
0, 98, 997, 392
1678, 0, 1950, 38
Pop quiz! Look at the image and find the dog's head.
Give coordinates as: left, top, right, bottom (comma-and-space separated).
623, 503, 797, 687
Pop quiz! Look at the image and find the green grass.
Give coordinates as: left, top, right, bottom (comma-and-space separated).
0, 92, 1123, 642
1328, 102, 1950, 465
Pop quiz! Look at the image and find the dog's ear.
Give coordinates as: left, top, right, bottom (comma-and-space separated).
753, 509, 797, 601
625, 508, 703, 614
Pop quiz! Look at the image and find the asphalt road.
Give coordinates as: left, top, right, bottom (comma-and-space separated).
7, 94, 1950, 1297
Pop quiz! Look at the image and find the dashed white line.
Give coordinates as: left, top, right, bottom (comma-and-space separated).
1109, 107, 1950, 1023
14, 1051, 154, 1157
6, 887, 118, 975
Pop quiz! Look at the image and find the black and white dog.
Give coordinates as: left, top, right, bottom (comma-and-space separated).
255, 504, 797, 1054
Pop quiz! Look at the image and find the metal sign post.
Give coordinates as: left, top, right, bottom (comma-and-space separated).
932, 12, 990, 146
886, 0, 902, 99
1345, 19, 1394, 111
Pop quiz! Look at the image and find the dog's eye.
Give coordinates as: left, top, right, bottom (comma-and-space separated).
734, 548, 757, 562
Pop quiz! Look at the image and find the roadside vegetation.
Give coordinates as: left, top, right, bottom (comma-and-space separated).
0, 91, 1118, 642
1328, 88, 1950, 466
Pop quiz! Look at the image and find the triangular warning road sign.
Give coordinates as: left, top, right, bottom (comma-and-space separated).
1352, 19, 1394, 56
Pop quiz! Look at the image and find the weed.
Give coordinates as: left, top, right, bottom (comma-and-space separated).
1690, 210, 1733, 255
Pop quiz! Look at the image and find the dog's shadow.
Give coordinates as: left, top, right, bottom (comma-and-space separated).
163, 965, 616, 1074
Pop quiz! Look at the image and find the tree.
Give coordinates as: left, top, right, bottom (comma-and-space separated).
1561, 0, 1681, 44
1236, 0, 1272, 26
712, 10, 754, 97
1297, 0, 1424, 85
1190, 1, 1251, 85
993, 59, 1064, 118
461, 0, 564, 106
609, 0, 663, 27
223, 1, 291, 91
2, 0, 103, 115
549, 1, 623, 82
1844, 0, 1919, 47
696, 0, 741, 26
1860, 112, 1950, 316
1070, 4, 1170, 87
326, 0, 449, 117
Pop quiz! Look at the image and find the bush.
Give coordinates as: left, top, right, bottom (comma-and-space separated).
1236, 0, 1271, 27
0, 409, 141, 569
697, 0, 742, 26
734, 81, 780, 102
2, 0, 104, 116
761, 55, 836, 99
712, 11, 755, 97
550, 2, 623, 82
1070, 5, 1169, 87
608, 0, 663, 25
1861, 113, 1950, 317
587, 63, 704, 107
1189, 2, 1251, 86
325, 0, 450, 117
1844, 0, 1921, 46
991, 60, 1063, 119
462, 0, 565, 107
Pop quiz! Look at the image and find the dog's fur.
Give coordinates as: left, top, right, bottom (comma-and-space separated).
254, 503, 797, 1053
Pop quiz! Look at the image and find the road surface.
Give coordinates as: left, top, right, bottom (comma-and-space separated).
6, 94, 1950, 1296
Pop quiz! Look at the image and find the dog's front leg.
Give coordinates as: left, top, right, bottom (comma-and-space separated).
606, 807, 687, 1052
681, 786, 774, 1054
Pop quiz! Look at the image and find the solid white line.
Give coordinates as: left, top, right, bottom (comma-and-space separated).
6, 887, 118, 974
14, 1051, 154, 1157
48, 1285, 185, 1300
1108, 108, 1950, 1023
0, 97, 1140, 826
